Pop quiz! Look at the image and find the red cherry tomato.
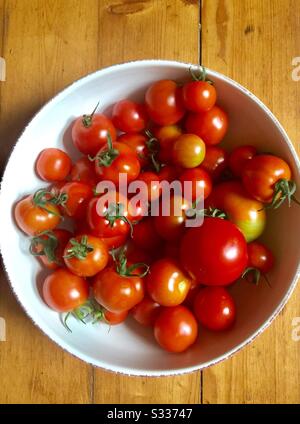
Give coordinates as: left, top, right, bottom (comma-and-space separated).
180, 217, 248, 285
43, 268, 89, 312
145, 80, 185, 126
172, 134, 206, 168
201, 146, 228, 180
15, 191, 61, 236
103, 309, 128, 325
163, 242, 180, 260
30, 229, 72, 270
229, 145, 257, 177
138, 171, 161, 203
64, 234, 109, 277
158, 165, 180, 183
154, 305, 198, 353
179, 167, 212, 202
242, 154, 293, 205
153, 125, 182, 164
71, 157, 98, 186
93, 267, 144, 313
146, 258, 191, 306
183, 281, 201, 308
94, 140, 140, 185
60, 182, 93, 219
131, 296, 161, 326
112, 100, 148, 133
247, 241, 274, 274
118, 133, 149, 168
182, 80, 217, 113
193, 287, 236, 331
132, 218, 162, 252
185, 106, 228, 145
72, 112, 116, 156
36, 148, 72, 182
154, 195, 189, 242
87, 195, 130, 239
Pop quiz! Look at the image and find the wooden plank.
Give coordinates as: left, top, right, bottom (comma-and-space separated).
0, 0, 102, 404
202, 0, 300, 404
93, 0, 201, 404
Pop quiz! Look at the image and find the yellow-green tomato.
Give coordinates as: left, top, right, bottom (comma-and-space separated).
206, 181, 266, 242
172, 134, 206, 168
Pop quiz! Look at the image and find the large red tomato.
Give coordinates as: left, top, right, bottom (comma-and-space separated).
180, 217, 248, 285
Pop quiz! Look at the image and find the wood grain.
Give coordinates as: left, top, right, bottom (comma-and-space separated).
201, 0, 300, 404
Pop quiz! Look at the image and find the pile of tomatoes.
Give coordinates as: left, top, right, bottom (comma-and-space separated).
14, 67, 298, 353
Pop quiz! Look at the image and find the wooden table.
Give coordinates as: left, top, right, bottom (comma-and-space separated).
0, 0, 300, 404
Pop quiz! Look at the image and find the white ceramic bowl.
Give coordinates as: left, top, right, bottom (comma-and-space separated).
1, 60, 300, 376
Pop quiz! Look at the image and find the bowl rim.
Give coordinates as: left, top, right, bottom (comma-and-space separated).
1, 59, 300, 377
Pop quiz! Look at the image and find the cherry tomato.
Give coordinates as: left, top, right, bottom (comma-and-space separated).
132, 218, 162, 252
15, 190, 61, 236
193, 287, 236, 331
182, 80, 217, 112
229, 145, 257, 177
124, 241, 153, 265
94, 140, 140, 185
64, 234, 109, 277
87, 195, 130, 239
154, 305, 198, 353
146, 258, 191, 306
72, 111, 117, 156
153, 125, 182, 163
101, 234, 128, 250
179, 167, 212, 202
145, 80, 185, 126
131, 296, 161, 326
138, 171, 161, 203
185, 106, 228, 145
158, 165, 180, 183
112, 100, 148, 133
43, 268, 89, 312
247, 241, 274, 274
103, 309, 128, 325
60, 182, 93, 220
180, 217, 248, 285
30, 229, 72, 270
172, 134, 206, 168
36, 148, 72, 182
93, 267, 144, 313
71, 157, 98, 186
206, 181, 266, 242
183, 281, 201, 308
242, 154, 293, 206
118, 133, 149, 168
201, 146, 228, 180
154, 195, 189, 241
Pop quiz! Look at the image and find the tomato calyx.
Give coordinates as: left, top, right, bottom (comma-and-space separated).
189, 65, 213, 85
64, 235, 94, 260
186, 204, 227, 220
29, 230, 59, 264
62, 299, 108, 332
82, 101, 100, 128
265, 179, 300, 210
33, 189, 67, 216
111, 248, 150, 278
105, 202, 134, 236
145, 130, 162, 172
241, 267, 271, 287
89, 133, 119, 167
